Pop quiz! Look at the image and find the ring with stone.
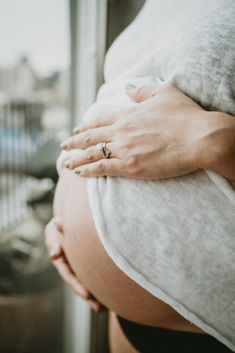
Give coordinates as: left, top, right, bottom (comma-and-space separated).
96, 142, 111, 159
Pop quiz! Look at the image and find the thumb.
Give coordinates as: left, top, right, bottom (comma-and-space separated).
125, 84, 158, 103
54, 216, 64, 233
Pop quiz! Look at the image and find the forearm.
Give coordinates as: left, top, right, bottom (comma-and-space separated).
196, 111, 235, 181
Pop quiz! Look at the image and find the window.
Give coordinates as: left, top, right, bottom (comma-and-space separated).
0, 1, 69, 352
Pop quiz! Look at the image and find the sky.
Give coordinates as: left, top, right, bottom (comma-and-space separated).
0, 0, 69, 75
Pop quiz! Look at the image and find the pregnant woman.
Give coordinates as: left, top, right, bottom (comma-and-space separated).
45, 0, 235, 352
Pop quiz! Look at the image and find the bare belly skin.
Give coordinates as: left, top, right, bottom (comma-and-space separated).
109, 312, 139, 353
54, 168, 203, 333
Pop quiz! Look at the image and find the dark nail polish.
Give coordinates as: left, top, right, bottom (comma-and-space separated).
60, 142, 67, 149
126, 83, 136, 90
73, 127, 80, 134
65, 160, 71, 168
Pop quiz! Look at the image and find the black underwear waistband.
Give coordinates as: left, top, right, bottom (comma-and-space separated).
117, 316, 233, 353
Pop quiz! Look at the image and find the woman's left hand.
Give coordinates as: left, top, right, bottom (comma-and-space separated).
60, 84, 217, 180
45, 218, 107, 313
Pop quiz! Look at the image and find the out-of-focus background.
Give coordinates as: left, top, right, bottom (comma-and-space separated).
0, 1, 69, 353
0, 1, 144, 352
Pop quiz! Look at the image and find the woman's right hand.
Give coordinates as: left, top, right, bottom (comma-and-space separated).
45, 217, 107, 313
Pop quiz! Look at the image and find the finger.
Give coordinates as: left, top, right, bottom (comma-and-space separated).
53, 257, 90, 299
74, 158, 124, 177
45, 218, 62, 242
45, 220, 63, 260
61, 126, 111, 151
73, 111, 118, 134
49, 245, 63, 260
96, 303, 108, 313
54, 216, 64, 233
87, 299, 107, 313
126, 84, 158, 103
45, 219, 53, 247
65, 143, 116, 170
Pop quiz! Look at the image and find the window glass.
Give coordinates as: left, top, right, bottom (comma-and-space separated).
0, 1, 69, 352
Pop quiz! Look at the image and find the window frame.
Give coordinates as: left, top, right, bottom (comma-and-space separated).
67, 1, 108, 353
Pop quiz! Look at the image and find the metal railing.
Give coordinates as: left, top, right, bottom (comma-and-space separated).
0, 100, 44, 234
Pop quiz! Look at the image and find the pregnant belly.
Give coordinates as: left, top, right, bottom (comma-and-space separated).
54, 168, 203, 333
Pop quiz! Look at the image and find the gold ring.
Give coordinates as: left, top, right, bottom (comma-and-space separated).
96, 142, 111, 159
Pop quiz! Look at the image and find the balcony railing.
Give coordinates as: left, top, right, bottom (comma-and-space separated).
0, 100, 44, 234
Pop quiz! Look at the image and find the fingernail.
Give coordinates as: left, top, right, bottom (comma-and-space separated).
73, 127, 80, 134
60, 141, 68, 149
75, 169, 81, 175
125, 83, 136, 90
49, 246, 60, 259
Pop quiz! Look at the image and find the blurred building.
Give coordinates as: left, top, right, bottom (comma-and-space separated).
0, 56, 36, 99
0, 55, 68, 106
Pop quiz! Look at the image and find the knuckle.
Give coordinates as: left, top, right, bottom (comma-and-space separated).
122, 121, 131, 131
126, 155, 139, 171
120, 140, 132, 152
84, 130, 92, 144
120, 120, 134, 132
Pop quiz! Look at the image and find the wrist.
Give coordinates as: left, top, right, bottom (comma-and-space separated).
196, 111, 235, 179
